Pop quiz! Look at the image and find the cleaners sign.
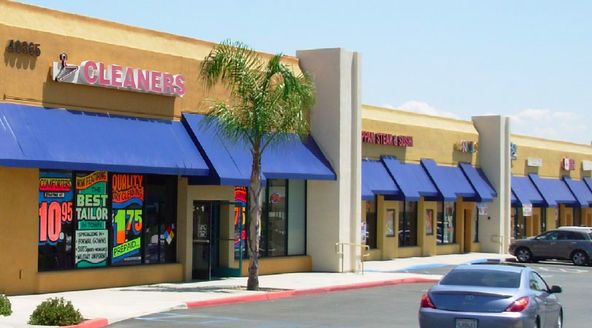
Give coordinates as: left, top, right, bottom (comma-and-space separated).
52, 53, 185, 97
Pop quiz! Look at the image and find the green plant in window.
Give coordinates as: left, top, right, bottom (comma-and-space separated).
28, 297, 83, 326
200, 40, 314, 290
0, 294, 12, 316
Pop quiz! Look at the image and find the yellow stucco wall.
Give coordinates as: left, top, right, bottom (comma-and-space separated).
0, 0, 301, 120
240, 256, 312, 276
362, 105, 479, 166
512, 135, 592, 179
0, 168, 38, 295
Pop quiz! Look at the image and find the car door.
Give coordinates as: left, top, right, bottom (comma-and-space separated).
530, 272, 561, 327
531, 231, 559, 258
562, 231, 585, 259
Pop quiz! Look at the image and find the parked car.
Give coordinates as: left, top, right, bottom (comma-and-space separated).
419, 262, 563, 328
509, 227, 592, 266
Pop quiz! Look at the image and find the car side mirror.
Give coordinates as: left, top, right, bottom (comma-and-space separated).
549, 285, 562, 294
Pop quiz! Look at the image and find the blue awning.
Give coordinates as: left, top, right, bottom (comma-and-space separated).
421, 159, 475, 202
182, 113, 336, 186
459, 163, 497, 203
511, 190, 518, 205
381, 156, 438, 201
511, 176, 544, 207
0, 103, 209, 175
585, 178, 592, 195
362, 159, 399, 200
528, 174, 577, 208
563, 177, 592, 208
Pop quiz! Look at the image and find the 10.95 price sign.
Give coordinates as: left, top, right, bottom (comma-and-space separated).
6, 39, 41, 57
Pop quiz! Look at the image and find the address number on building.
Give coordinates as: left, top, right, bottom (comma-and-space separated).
6, 40, 41, 56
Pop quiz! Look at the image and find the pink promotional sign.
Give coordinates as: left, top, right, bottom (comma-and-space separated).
52, 53, 185, 97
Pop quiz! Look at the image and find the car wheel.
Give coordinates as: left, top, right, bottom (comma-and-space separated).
516, 247, 533, 263
571, 250, 589, 266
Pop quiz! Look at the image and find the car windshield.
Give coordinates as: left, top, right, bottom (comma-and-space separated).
440, 269, 521, 288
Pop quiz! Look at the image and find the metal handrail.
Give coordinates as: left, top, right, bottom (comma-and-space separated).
335, 242, 370, 274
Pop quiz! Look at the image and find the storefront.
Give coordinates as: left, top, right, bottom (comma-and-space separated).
360, 106, 497, 260
510, 137, 592, 239
0, 1, 346, 295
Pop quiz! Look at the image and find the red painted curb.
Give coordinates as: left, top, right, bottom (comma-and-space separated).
185, 276, 439, 309
63, 318, 109, 328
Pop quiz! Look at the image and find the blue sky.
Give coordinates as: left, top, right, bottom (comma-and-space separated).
17, 1, 592, 144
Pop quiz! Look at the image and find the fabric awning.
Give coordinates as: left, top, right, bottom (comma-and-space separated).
182, 113, 336, 186
0, 103, 209, 176
381, 156, 438, 201
563, 177, 592, 208
421, 159, 475, 202
528, 174, 577, 208
362, 159, 399, 200
511, 176, 545, 207
459, 163, 497, 202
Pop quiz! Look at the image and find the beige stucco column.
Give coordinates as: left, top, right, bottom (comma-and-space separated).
297, 48, 361, 272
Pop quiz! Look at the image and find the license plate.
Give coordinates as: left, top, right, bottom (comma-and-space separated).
455, 318, 477, 328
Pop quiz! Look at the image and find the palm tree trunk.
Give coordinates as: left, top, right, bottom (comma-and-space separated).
247, 148, 262, 291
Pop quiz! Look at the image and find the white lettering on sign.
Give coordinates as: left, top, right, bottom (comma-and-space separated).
527, 157, 543, 167
52, 55, 185, 97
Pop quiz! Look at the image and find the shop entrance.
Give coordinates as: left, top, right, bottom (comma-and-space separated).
192, 200, 244, 280
192, 201, 220, 280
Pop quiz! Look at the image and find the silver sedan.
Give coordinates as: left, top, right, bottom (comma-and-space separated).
419, 262, 562, 328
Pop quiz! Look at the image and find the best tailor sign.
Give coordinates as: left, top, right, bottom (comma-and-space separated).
52, 54, 185, 97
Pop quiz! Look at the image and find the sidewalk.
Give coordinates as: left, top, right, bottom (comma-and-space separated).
0, 252, 511, 328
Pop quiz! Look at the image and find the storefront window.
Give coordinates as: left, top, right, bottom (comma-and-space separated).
399, 201, 418, 247
38, 170, 178, 272
437, 202, 456, 244
144, 175, 178, 264
287, 180, 306, 255
574, 207, 582, 226
364, 198, 377, 249
512, 207, 526, 239
38, 171, 75, 271
259, 179, 307, 257
539, 207, 546, 232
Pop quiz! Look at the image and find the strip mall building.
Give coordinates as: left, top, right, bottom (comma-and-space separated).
0, 1, 590, 295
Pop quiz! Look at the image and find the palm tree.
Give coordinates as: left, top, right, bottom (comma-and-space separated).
200, 40, 314, 290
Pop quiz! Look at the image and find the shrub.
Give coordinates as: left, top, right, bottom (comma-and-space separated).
0, 294, 11, 316
28, 297, 83, 326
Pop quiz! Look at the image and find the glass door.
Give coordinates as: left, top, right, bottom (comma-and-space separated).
192, 201, 215, 280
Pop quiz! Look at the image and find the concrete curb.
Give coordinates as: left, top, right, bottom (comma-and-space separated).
64, 318, 109, 328
186, 276, 440, 309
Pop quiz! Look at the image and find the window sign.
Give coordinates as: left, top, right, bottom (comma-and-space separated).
75, 171, 109, 268
477, 203, 488, 216
111, 174, 144, 265
234, 186, 247, 260
523, 204, 533, 217
39, 172, 74, 245
38, 172, 75, 271
583, 160, 592, 171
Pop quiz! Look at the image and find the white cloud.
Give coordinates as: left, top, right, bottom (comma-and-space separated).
383, 100, 460, 119
510, 108, 590, 145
